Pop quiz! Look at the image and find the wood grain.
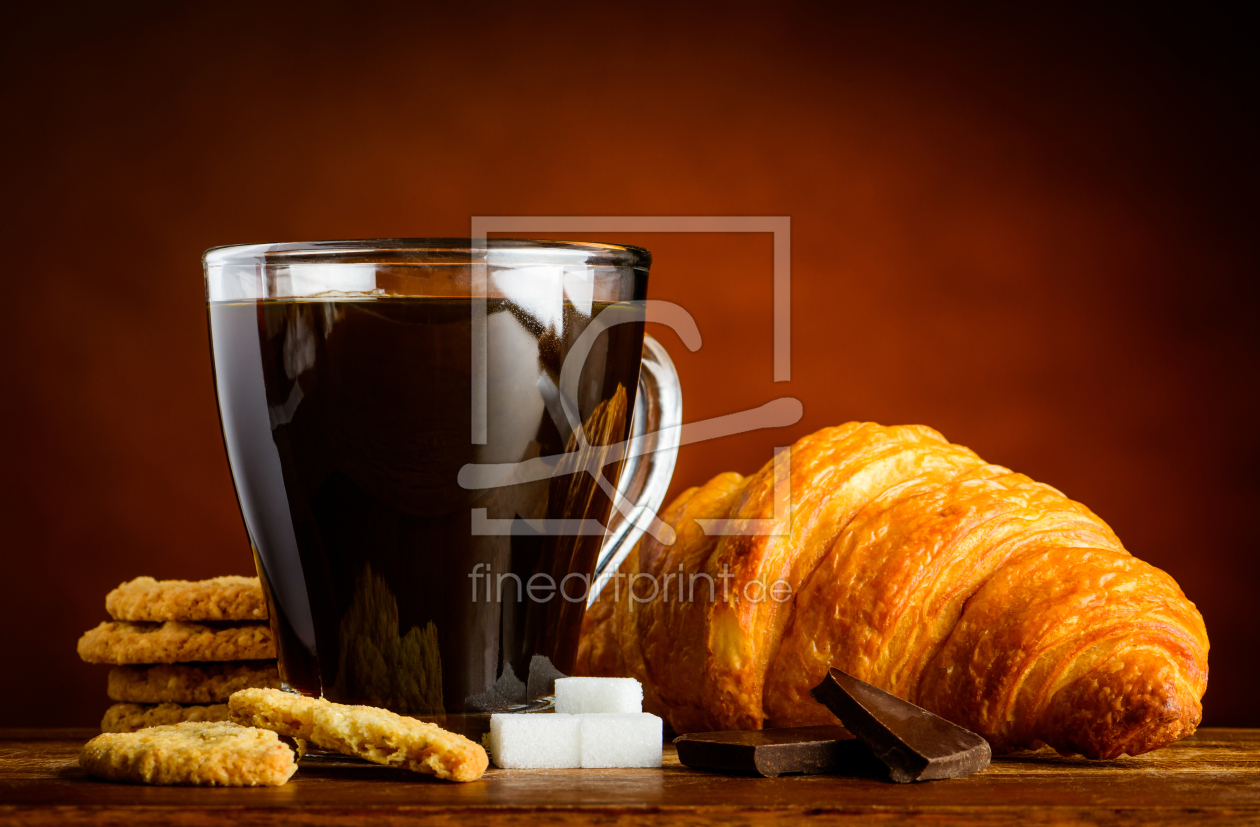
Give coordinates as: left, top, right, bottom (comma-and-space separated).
1, 728, 1258, 825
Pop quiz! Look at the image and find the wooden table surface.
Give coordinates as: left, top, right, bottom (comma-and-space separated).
2, 727, 1259, 825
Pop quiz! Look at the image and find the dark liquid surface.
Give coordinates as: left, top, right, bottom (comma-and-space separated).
208, 297, 643, 718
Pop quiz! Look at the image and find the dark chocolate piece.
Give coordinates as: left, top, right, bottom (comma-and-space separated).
673, 725, 874, 778
810, 668, 991, 783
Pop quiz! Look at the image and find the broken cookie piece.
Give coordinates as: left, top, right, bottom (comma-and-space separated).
229, 688, 487, 782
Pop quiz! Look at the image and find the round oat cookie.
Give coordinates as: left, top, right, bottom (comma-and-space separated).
101, 702, 232, 733
108, 662, 281, 704
106, 576, 267, 622
77, 621, 275, 665
81, 721, 299, 786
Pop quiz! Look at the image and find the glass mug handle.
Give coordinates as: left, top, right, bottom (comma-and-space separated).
589, 334, 682, 605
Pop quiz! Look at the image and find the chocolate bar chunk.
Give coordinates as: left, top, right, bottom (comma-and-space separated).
673, 726, 874, 778
810, 668, 991, 783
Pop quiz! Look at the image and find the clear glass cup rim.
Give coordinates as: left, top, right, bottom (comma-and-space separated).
203, 238, 652, 270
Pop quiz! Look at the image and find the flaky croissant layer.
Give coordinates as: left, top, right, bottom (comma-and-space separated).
576, 423, 1208, 759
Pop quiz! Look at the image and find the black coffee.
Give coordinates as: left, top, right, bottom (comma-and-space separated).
208, 297, 643, 717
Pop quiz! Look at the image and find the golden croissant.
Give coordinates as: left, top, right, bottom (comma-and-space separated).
576, 423, 1208, 759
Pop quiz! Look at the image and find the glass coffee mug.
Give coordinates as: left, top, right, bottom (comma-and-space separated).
204, 239, 680, 735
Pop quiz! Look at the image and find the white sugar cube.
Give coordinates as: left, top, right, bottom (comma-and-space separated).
554, 677, 643, 714
488, 713, 581, 769
579, 713, 663, 768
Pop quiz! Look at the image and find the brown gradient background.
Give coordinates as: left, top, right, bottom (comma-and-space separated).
1, 2, 1255, 728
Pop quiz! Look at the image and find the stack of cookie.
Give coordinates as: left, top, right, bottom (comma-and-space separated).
77, 576, 283, 733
